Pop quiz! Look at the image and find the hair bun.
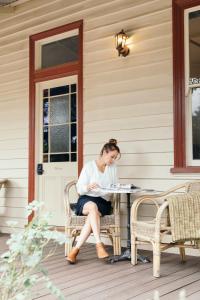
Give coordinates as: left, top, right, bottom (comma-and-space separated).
109, 138, 117, 145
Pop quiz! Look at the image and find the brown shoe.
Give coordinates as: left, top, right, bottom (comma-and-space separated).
66, 247, 79, 264
96, 242, 109, 259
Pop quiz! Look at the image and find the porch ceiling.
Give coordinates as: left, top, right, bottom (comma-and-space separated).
0, 0, 18, 6
0, 0, 31, 13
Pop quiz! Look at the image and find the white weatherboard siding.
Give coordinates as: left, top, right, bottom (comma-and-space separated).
0, 0, 199, 255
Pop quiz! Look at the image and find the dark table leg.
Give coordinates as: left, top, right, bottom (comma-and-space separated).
109, 193, 150, 264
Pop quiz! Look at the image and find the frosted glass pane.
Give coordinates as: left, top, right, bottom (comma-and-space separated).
50, 125, 69, 153
50, 96, 69, 124
41, 36, 79, 69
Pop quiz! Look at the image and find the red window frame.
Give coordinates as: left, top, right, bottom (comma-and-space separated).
171, 0, 200, 173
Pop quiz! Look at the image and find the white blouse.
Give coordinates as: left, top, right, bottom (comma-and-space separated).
76, 160, 118, 201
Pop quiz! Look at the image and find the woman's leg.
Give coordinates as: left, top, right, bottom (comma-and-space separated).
75, 216, 92, 249
82, 201, 101, 244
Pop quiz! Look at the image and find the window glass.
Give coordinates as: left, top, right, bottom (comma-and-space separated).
41, 36, 79, 69
186, 9, 200, 165
189, 11, 200, 84
191, 88, 200, 159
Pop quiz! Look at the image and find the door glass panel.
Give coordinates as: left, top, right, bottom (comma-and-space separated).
71, 93, 76, 122
50, 85, 69, 96
71, 124, 77, 152
50, 96, 69, 124
71, 84, 76, 93
42, 82, 77, 163
50, 154, 69, 162
43, 127, 48, 153
71, 153, 77, 162
43, 99, 49, 125
50, 125, 69, 153
41, 35, 79, 69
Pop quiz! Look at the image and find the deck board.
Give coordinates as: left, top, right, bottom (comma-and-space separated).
1, 234, 200, 300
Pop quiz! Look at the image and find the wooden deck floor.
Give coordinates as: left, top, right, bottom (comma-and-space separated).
1, 234, 200, 300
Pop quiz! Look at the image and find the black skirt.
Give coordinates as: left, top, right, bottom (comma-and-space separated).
75, 195, 112, 217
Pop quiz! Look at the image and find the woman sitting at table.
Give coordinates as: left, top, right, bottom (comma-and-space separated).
67, 139, 121, 264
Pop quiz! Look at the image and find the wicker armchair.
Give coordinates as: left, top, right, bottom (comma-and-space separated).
64, 180, 121, 256
131, 181, 200, 278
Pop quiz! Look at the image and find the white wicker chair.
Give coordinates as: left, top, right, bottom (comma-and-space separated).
131, 181, 200, 278
64, 180, 121, 256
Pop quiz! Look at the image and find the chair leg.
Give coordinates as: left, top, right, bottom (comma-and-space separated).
153, 242, 160, 278
65, 228, 73, 257
113, 235, 121, 255
179, 246, 186, 262
131, 233, 137, 265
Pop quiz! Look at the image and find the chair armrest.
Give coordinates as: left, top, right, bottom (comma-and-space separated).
64, 180, 77, 216
131, 182, 187, 224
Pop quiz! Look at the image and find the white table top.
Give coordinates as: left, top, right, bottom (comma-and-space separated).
100, 187, 160, 195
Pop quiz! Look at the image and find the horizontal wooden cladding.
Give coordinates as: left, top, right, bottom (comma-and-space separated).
117, 165, 200, 180
85, 75, 172, 99
85, 101, 173, 122
0, 49, 28, 65
0, 159, 27, 169
84, 114, 173, 133
85, 152, 173, 166
0, 58, 28, 74
0, 0, 170, 42
85, 140, 173, 155
85, 46, 172, 75
0, 169, 28, 178
0, 187, 28, 198
85, 36, 172, 65
85, 18, 171, 51
0, 216, 27, 228
0, 0, 109, 36
0, 68, 28, 84
85, 61, 172, 87
0, 129, 28, 141
1, 179, 28, 188
85, 0, 171, 32
0, 139, 28, 150
0, 207, 26, 218
0, 79, 28, 92
120, 178, 200, 190
0, 149, 28, 160
0, 197, 27, 207
84, 126, 173, 143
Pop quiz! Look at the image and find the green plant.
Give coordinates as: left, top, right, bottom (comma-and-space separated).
0, 200, 67, 300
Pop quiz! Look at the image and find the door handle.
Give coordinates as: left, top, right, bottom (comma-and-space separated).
37, 163, 44, 175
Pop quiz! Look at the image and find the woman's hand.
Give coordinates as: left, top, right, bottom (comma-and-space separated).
87, 183, 99, 191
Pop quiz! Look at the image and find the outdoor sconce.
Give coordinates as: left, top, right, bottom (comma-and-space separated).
115, 29, 130, 57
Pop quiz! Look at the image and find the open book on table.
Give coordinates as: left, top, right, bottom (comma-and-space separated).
99, 183, 156, 193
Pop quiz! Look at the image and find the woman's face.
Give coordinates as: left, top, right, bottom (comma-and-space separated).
102, 150, 119, 165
